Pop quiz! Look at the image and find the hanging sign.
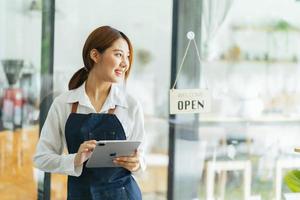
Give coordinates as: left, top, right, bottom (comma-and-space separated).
170, 89, 211, 114
169, 31, 212, 114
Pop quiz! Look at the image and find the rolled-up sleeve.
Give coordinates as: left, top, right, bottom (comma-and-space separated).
33, 99, 83, 177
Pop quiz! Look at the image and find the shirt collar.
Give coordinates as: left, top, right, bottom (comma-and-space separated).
66, 81, 128, 111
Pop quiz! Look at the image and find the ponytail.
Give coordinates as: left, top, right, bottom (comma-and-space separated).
68, 67, 89, 90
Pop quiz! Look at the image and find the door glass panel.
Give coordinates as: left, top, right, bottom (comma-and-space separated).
0, 0, 42, 199
173, 0, 300, 199
52, 1, 172, 199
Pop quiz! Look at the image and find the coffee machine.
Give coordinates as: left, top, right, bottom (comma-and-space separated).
1, 59, 24, 130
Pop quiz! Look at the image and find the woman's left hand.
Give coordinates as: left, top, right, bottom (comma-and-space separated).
113, 150, 140, 172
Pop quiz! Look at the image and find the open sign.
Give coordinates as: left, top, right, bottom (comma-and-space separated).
169, 89, 211, 114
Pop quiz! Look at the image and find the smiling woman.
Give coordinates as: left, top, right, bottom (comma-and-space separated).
86, 37, 130, 85
68, 26, 133, 90
34, 26, 146, 200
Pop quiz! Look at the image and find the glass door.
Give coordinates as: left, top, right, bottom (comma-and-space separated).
51, 0, 173, 199
0, 0, 42, 199
171, 0, 300, 199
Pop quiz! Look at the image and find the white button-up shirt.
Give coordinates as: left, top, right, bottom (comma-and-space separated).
34, 82, 146, 177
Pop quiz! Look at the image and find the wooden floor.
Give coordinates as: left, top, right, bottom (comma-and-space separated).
0, 126, 68, 200
0, 126, 167, 200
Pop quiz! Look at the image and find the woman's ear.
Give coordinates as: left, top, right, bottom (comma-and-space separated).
90, 49, 101, 63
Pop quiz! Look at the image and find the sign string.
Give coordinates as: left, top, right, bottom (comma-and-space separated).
171, 39, 192, 90
171, 31, 208, 90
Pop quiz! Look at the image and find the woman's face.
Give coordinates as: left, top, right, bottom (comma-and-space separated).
92, 37, 130, 83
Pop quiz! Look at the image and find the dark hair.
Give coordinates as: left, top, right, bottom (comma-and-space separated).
68, 26, 133, 90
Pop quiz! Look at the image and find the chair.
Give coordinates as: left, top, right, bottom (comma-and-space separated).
275, 159, 300, 200
206, 160, 252, 200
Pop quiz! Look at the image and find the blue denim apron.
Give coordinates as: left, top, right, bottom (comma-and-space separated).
64, 102, 142, 200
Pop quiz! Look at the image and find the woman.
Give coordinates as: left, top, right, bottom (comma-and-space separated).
34, 26, 146, 200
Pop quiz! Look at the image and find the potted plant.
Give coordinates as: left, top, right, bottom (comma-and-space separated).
285, 170, 300, 192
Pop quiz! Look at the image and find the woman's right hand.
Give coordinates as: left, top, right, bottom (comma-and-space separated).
74, 140, 97, 167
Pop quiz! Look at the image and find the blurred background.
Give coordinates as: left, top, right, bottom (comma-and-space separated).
1, 0, 300, 200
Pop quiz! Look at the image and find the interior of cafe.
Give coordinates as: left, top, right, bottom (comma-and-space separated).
1, 0, 300, 200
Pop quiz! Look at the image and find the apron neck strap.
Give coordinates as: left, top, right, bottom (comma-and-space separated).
108, 107, 116, 114
71, 102, 79, 113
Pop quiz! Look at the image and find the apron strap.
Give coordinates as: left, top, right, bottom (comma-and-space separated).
71, 102, 79, 113
108, 107, 116, 114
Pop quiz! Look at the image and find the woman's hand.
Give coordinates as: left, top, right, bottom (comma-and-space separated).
74, 140, 97, 167
113, 150, 140, 172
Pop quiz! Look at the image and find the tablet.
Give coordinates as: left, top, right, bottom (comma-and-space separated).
86, 140, 141, 168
